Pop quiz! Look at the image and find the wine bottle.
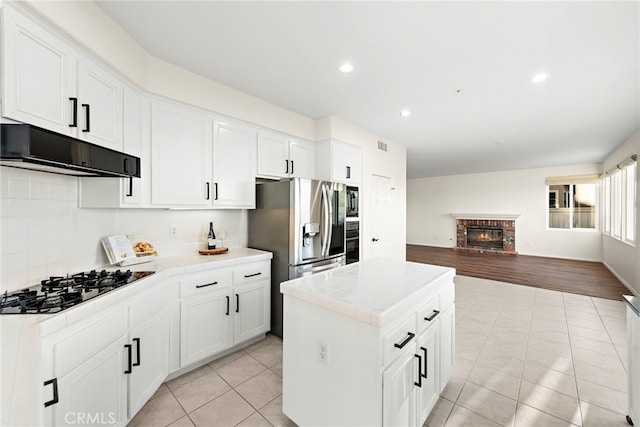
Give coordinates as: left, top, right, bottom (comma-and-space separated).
207, 222, 216, 250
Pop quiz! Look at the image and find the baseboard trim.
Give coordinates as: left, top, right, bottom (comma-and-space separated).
603, 261, 639, 297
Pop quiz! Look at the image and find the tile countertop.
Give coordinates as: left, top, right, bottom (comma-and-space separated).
3, 248, 272, 332
280, 258, 455, 328
624, 295, 640, 316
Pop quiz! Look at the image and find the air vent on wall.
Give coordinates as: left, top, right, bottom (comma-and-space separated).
377, 141, 388, 152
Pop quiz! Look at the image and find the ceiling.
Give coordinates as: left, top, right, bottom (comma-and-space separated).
95, 1, 639, 179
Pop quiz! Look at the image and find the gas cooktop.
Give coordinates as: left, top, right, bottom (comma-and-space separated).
0, 269, 155, 314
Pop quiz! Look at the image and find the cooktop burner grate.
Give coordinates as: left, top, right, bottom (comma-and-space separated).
1, 270, 154, 314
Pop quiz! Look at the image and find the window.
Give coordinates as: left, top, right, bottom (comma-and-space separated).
603, 155, 637, 246
546, 175, 599, 230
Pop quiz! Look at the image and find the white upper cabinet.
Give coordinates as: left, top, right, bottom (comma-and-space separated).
257, 131, 315, 179
315, 139, 362, 184
212, 121, 256, 208
2, 4, 125, 151
2, 5, 76, 135
76, 58, 124, 150
151, 100, 212, 206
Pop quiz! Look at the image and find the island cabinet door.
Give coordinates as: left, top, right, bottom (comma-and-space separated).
416, 323, 440, 425
383, 346, 419, 427
439, 304, 455, 390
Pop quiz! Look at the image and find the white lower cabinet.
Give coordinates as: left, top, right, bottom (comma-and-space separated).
180, 286, 232, 367
383, 346, 418, 427
42, 283, 170, 426
177, 260, 271, 369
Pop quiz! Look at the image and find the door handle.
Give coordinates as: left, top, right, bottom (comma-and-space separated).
346, 166, 351, 179
126, 176, 133, 197
290, 160, 294, 175
285, 160, 289, 174
235, 293, 239, 313
133, 338, 141, 367
206, 182, 210, 200
225, 295, 230, 316
124, 344, 133, 374
414, 354, 422, 387
372, 238, 379, 242
214, 183, 219, 200
420, 346, 428, 378
69, 97, 78, 128
81, 104, 90, 132
44, 378, 59, 407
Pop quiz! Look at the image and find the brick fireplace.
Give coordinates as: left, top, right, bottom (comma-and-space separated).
451, 214, 519, 255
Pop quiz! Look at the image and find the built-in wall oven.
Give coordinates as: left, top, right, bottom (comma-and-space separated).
346, 221, 360, 264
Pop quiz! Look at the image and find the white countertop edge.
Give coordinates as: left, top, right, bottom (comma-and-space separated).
8, 248, 272, 331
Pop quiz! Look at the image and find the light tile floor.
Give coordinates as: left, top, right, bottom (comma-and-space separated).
130, 275, 631, 427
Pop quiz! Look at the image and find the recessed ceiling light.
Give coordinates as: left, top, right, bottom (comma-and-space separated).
400, 110, 411, 117
340, 63, 354, 73
531, 73, 549, 83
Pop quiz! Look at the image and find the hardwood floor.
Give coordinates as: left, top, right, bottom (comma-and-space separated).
406, 244, 630, 300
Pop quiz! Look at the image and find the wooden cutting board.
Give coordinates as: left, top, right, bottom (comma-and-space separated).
198, 247, 229, 255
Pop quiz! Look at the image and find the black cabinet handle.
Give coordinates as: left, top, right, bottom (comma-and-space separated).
372, 238, 380, 242
235, 293, 239, 313
124, 344, 133, 374
394, 332, 415, 349
285, 160, 289, 174
195, 281, 218, 289
414, 354, 422, 387
420, 347, 428, 378
81, 104, 90, 132
126, 176, 134, 197
424, 310, 440, 322
69, 98, 78, 128
214, 183, 219, 200
346, 166, 351, 179
244, 272, 262, 278
206, 182, 210, 200
290, 160, 294, 175
43, 378, 59, 407
133, 338, 141, 367
225, 295, 230, 316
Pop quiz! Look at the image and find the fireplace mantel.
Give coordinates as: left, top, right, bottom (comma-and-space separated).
451, 213, 521, 221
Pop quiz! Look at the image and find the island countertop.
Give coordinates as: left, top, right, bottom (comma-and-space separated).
280, 258, 456, 327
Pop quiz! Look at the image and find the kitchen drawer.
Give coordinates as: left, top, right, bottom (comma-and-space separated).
54, 308, 127, 378
382, 314, 416, 367
416, 295, 440, 335
232, 261, 270, 285
179, 270, 231, 298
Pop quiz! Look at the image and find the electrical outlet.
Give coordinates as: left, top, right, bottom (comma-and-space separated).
169, 225, 177, 237
318, 342, 329, 365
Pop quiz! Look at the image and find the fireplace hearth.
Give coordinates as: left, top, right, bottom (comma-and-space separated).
451, 214, 519, 255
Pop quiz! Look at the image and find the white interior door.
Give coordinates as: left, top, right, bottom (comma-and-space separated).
370, 174, 393, 259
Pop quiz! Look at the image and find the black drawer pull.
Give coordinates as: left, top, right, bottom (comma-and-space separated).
414, 354, 422, 387
124, 344, 133, 374
44, 378, 59, 407
195, 281, 218, 289
421, 346, 428, 378
424, 310, 440, 321
244, 272, 262, 278
133, 338, 141, 367
394, 332, 415, 349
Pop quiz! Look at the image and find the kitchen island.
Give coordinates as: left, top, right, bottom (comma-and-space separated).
281, 258, 456, 427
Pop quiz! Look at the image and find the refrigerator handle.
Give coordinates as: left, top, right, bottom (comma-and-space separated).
321, 183, 330, 257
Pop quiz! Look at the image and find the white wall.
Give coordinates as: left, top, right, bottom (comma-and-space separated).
407, 163, 603, 261
0, 167, 249, 293
601, 130, 639, 295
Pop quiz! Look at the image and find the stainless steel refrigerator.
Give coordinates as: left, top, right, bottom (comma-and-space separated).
248, 178, 347, 337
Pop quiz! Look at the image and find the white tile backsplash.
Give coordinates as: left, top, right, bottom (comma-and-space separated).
0, 168, 249, 293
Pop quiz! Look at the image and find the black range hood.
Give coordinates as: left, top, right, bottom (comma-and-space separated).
1, 124, 140, 178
